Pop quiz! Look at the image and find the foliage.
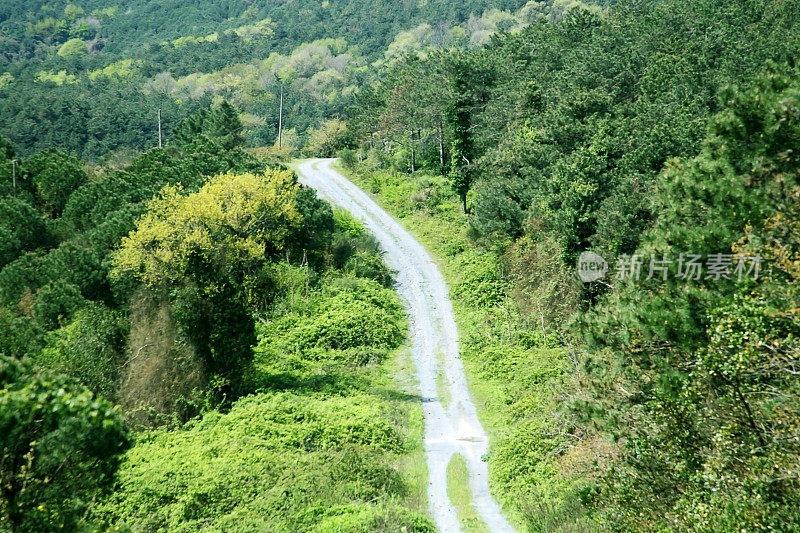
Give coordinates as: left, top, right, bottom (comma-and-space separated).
94, 392, 429, 531
303, 118, 349, 157
285, 278, 404, 351
0, 197, 49, 269
56, 37, 86, 58
113, 170, 299, 287
92, 266, 428, 531
112, 169, 301, 381
0, 0, 582, 161
0, 355, 129, 531
36, 303, 128, 400
573, 65, 800, 531
173, 101, 245, 151
23, 148, 87, 217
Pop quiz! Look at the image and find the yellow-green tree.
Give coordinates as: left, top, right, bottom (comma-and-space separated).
112, 170, 300, 384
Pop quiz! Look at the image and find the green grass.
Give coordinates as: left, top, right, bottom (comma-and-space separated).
388, 344, 430, 515
447, 453, 490, 533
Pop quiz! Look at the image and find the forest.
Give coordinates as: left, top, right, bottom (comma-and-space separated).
1, 0, 799, 531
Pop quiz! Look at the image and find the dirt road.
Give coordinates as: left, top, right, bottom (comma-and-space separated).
296, 159, 515, 533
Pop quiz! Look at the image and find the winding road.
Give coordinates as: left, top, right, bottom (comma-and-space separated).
296, 159, 515, 533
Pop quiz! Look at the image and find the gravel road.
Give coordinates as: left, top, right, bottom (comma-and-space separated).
296, 159, 515, 533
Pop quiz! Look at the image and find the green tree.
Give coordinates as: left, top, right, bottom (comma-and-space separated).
56, 38, 87, 58
23, 149, 87, 218
0, 355, 129, 531
173, 101, 245, 151
577, 65, 800, 530
0, 197, 49, 269
111, 170, 301, 380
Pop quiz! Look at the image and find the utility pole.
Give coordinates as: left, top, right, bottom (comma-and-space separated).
438, 121, 445, 171
278, 84, 284, 150
157, 109, 163, 148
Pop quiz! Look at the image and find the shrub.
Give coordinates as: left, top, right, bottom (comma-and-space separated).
338, 148, 358, 169
0, 356, 129, 531
288, 287, 404, 350
32, 279, 86, 329
36, 303, 128, 400
92, 392, 421, 532
451, 251, 507, 308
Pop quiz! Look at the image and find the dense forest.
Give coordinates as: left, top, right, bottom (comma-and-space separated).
341, 0, 800, 529
2, 0, 799, 531
0, 0, 588, 159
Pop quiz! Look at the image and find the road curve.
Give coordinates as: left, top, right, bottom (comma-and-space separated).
296, 159, 515, 533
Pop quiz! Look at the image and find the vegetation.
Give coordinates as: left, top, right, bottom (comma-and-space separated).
0, 0, 606, 160
341, 0, 800, 530
447, 454, 489, 532
3, 0, 800, 530
0, 103, 430, 530
0, 355, 129, 531
336, 162, 588, 531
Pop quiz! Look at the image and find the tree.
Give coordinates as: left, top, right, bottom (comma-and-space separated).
172, 101, 245, 151
111, 170, 301, 380
23, 149, 87, 218
56, 38, 87, 58
446, 54, 482, 212
0, 197, 49, 269
303, 118, 349, 157
577, 65, 800, 530
209, 100, 245, 150
0, 355, 129, 531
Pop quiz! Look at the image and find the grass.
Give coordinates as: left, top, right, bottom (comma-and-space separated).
447, 453, 490, 533
388, 344, 429, 515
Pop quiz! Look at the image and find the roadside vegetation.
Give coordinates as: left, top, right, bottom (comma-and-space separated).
339, 0, 800, 529
336, 161, 589, 531
0, 107, 432, 531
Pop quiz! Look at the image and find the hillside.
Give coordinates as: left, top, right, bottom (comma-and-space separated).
2, 0, 800, 531
0, 0, 555, 160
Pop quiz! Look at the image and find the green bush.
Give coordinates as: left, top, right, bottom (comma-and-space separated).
344, 251, 394, 287
0, 197, 50, 269
451, 251, 507, 308
32, 279, 86, 329
289, 288, 404, 350
0, 356, 130, 531
36, 303, 128, 400
338, 148, 358, 169
94, 392, 423, 532
312, 504, 435, 532
283, 278, 405, 350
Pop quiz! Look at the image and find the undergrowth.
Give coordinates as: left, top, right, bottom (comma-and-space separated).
93, 210, 432, 532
